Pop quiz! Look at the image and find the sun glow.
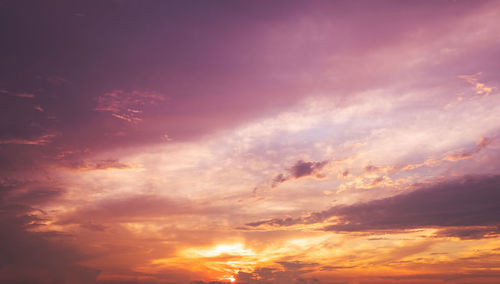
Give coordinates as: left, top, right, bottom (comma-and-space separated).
222, 276, 236, 282
185, 243, 255, 258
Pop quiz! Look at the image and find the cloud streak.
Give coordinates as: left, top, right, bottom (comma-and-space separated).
95, 90, 166, 123
247, 175, 500, 239
271, 160, 329, 188
0, 133, 56, 145
458, 72, 496, 97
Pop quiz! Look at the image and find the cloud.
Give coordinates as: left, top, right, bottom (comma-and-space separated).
46, 75, 69, 86
289, 161, 328, 179
0, 90, 36, 98
0, 133, 56, 145
235, 261, 320, 284
1, 1, 500, 282
0, 181, 100, 284
271, 160, 329, 188
14, 93, 36, 98
435, 226, 500, 240
55, 194, 229, 228
245, 217, 299, 228
0, 213, 101, 284
65, 159, 133, 171
56, 195, 187, 226
8, 187, 65, 207
271, 173, 289, 188
458, 72, 496, 97
444, 135, 499, 161
95, 90, 166, 123
246, 175, 500, 239
364, 134, 498, 174
92, 159, 131, 170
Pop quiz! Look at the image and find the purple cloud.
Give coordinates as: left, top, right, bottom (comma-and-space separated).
247, 175, 500, 239
271, 160, 329, 188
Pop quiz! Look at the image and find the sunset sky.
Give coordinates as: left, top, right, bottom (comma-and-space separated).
2, 1, 500, 283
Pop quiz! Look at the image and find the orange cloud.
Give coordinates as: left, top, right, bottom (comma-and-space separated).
0, 133, 56, 145
458, 72, 496, 97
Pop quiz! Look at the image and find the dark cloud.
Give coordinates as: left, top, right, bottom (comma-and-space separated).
324, 175, 500, 234
236, 261, 320, 284
271, 173, 289, 188
364, 165, 380, 173
379, 270, 500, 283
245, 217, 297, 228
190, 282, 231, 284
320, 265, 356, 271
271, 160, 329, 188
63, 158, 132, 171
247, 175, 500, 239
0, 182, 99, 284
290, 160, 328, 179
189, 281, 231, 284
370, 176, 385, 186
0, 179, 66, 209
435, 226, 500, 240
9, 187, 65, 207
92, 159, 130, 170
340, 169, 349, 178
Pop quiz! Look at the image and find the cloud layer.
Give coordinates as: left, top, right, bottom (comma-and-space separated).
2, 1, 500, 283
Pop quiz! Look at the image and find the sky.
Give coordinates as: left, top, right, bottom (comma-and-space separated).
1, 0, 500, 283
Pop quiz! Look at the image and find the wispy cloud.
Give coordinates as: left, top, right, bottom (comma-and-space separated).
65, 159, 133, 172
95, 90, 166, 123
0, 133, 56, 145
443, 135, 499, 161
0, 90, 36, 98
14, 92, 36, 98
458, 72, 496, 97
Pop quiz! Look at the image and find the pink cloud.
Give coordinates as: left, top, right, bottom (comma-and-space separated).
95, 90, 166, 123
0, 133, 56, 145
